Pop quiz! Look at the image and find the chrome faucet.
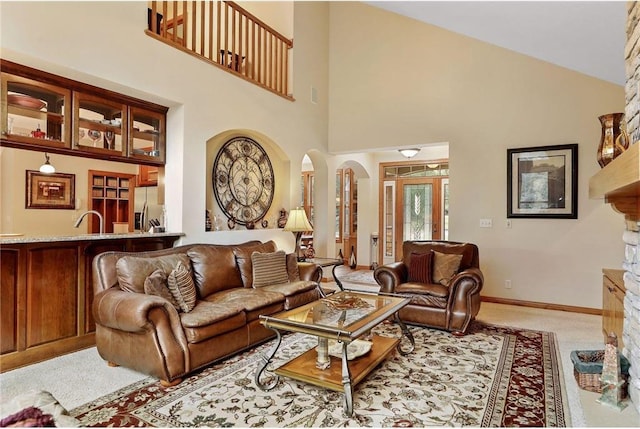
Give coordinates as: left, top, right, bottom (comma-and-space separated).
73, 210, 104, 235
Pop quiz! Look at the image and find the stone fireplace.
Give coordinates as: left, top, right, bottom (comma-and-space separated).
623, 228, 640, 412
604, 2, 640, 412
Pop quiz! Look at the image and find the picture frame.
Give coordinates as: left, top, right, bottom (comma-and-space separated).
26, 170, 76, 209
507, 144, 578, 219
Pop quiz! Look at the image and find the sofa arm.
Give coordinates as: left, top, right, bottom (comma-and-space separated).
93, 287, 183, 334
374, 262, 407, 294
298, 263, 322, 284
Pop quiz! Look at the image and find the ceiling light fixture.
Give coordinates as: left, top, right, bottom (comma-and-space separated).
399, 148, 420, 159
39, 153, 55, 174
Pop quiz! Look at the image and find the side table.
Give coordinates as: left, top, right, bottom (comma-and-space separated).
305, 257, 344, 296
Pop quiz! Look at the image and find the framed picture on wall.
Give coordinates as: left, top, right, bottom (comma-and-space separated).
507, 144, 578, 219
25, 170, 76, 209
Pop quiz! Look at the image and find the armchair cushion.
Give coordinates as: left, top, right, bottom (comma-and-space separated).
167, 261, 197, 312
251, 250, 289, 287
407, 251, 433, 284
432, 250, 463, 285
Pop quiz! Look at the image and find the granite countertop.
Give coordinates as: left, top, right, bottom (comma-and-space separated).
0, 232, 184, 245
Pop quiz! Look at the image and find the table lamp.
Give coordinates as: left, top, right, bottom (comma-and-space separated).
284, 207, 313, 261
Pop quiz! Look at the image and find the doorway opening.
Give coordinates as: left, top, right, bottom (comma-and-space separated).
379, 161, 449, 264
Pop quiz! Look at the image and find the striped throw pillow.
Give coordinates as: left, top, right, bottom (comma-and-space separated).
252, 250, 290, 288
407, 251, 433, 284
167, 261, 197, 312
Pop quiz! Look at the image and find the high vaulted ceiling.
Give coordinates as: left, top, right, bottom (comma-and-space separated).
365, 1, 627, 86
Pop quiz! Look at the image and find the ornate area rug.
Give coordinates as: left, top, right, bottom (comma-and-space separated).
70, 322, 569, 427
339, 270, 376, 286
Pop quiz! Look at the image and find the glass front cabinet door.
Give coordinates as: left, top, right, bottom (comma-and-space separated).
1, 73, 71, 149
73, 92, 126, 156
129, 107, 165, 164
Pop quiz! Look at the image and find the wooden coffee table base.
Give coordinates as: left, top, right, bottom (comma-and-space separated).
274, 335, 398, 416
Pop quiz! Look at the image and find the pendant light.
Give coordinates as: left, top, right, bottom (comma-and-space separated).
39, 153, 55, 173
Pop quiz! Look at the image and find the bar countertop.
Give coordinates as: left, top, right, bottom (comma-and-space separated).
0, 231, 184, 245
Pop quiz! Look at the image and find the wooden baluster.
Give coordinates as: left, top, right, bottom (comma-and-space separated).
216, 1, 221, 65
171, 1, 178, 43
191, 1, 196, 51
162, 1, 167, 37
283, 44, 289, 96
224, 2, 229, 67
209, 1, 214, 61
200, 1, 205, 56
150, 1, 157, 34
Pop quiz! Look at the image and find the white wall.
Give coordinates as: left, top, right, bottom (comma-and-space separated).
327, 3, 625, 309
1, 1, 626, 310
1, 1, 329, 254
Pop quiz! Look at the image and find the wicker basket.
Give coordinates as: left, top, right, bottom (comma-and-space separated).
570, 350, 630, 398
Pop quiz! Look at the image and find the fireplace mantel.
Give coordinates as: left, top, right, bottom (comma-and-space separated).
589, 142, 640, 228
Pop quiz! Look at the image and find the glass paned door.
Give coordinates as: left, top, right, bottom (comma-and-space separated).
395, 178, 441, 260
402, 183, 433, 241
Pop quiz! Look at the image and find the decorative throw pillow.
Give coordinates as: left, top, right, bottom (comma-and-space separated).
407, 251, 433, 284
432, 251, 463, 286
143, 269, 180, 310
167, 261, 197, 312
252, 250, 290, 288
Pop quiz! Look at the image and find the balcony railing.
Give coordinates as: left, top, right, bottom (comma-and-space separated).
146, 1, 293, 99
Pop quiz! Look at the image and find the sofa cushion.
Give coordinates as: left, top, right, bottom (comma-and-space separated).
180, 301, 246, 343
252, 250, 289, 287
286, 253, 301, 281
167, 261, 197, 312
261, 280, 317, 297
116, 253, 191, 294
407, 251, 433, 284
187, 245, 244, 297
432, 251, 463, 286
233, 241, 277, 288
205, 287, 284, 312
143, 269, 180, 309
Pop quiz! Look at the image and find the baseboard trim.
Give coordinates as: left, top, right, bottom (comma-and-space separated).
481, 296, 602, 316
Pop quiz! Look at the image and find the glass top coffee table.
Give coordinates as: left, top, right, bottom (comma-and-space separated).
255, 291, 414, 416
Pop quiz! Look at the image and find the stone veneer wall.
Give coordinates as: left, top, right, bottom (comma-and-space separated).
623, 2, 639, 413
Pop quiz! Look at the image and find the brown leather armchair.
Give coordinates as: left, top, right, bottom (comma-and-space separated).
374, 240, 483, 335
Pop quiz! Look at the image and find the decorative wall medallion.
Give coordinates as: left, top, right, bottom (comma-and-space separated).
213, 137, 275, 226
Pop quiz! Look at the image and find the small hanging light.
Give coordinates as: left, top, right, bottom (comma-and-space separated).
39, 153, 55, 174
398, 148, 420, 159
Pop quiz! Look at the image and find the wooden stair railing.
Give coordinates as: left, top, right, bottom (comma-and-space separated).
146, 1, 293, 100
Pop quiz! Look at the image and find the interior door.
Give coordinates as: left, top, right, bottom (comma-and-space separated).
395, 178, 441, 260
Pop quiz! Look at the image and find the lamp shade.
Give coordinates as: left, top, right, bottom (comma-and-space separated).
284, 208, 313, 232
39, 153, 55, 173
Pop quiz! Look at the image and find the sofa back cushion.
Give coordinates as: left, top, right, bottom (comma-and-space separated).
116, 253, 192, 294
402, 241, 479, 272
187, 245, 244, 296
233, 240, 277, 288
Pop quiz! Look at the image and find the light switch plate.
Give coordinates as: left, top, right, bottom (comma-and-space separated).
479, 218, 493, 228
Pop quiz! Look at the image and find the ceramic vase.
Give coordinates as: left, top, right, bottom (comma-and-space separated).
597, 113, 629, 167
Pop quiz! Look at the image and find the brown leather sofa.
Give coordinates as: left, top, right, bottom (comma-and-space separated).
92, 240, 321, 386
373, 240, 483, 335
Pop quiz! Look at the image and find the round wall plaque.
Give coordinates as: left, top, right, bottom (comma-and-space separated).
212, 137, 275, 226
